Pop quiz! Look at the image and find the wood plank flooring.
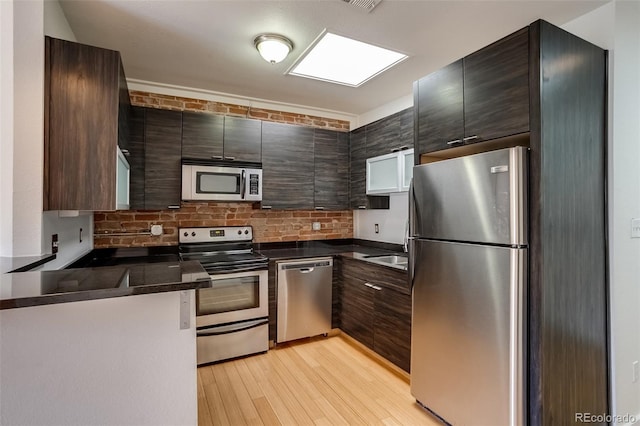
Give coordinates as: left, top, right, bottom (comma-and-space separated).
197, 335, 442, 426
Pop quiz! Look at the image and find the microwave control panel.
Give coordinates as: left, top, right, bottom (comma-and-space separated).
249, 173, 260, 195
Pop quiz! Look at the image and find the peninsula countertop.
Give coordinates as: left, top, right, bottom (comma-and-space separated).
0, 260, 211, 310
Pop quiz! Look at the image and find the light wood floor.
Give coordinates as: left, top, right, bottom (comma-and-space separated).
197, 335, 443, 426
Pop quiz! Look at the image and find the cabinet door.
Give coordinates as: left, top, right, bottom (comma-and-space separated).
349, 127, 367, 209
366, 115, 398, 158
144, 109, 182, 209
223, 116, 262, 162
463, 28, 529, 142
261, 122, 314, 209
314, 129, 349, 210
181, 111, 223, 160
45, 37, 120, 211
341, 273, 375, 349
128, 107, 146, 209
374, 287, 412, 372
414, 60, 464, 155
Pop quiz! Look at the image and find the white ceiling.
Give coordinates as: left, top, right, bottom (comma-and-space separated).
59, 0, 607, 116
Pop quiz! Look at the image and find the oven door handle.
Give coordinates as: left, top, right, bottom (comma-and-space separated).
209, 264, 268, 274
197, 318, 268, 337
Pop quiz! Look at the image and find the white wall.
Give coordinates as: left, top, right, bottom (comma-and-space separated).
0, 0, 15, 257
0, 291, 198, 425
0, 0, 91, 265
563, 2, 640, 423
354, 192, 408, 245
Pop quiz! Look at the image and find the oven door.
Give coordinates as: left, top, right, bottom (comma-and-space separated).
196, 269, 268, 327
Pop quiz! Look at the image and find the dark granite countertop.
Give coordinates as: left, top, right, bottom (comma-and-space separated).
0, 260, 211, 310
255, 239, 408, 272
0, 254, 57, 273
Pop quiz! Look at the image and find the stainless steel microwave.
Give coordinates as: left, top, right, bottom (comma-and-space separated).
182, 163, 262, 202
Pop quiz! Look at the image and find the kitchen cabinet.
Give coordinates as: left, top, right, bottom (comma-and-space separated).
463, 28, 529, 142
144, 109, 182, 210
128, 107, 146, 209
349, 127, 367, 209
181, 113, 261, 162
414, 60, 464, 155
366, 148, 414, 195
261, 122, 314, 209
44, 36, 131, 211
414, 28, 529, 157
340, 257, 411, 372
366, 108, 414, 158
314, 129, 349, 210
223, 116, 262, 162
181, 111, 224, 160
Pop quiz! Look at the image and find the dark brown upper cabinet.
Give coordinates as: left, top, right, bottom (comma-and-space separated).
44, 37, 131, 211
261, 122, 314, 210
181, 111, 224, 160
181, 113, 261, 163
128, 106, 146, 210
367, 107, 415, 158
223, 116, 262, 162
313, 129, 349, 210
349, 127, 367, 210
414, 28, 529, 156
463, 28, 529, 142
144, 109, 182, 210
414, 60, 464, 155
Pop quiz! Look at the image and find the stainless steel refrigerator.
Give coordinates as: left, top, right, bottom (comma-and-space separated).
409, 147, 527, 426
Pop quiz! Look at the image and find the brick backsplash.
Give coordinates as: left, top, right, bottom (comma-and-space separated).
94, 203, 353, 248
130, 90, 351, 131
93, 91, 353, 248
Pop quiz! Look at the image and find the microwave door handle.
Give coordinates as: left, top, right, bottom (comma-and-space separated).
240, 170, 246, 200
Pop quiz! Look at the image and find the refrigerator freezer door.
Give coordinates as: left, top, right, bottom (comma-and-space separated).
412, 147, 527, 246
411, 239, 526, 426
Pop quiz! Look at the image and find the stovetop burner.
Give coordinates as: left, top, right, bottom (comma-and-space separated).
178, 226, 268, 274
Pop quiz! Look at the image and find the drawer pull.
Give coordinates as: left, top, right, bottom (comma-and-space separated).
463, 135, 479, 142
446, 139, 462, 146
364, 283, 382, 291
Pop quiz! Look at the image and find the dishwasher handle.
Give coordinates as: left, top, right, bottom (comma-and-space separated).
279, 260, 332, 271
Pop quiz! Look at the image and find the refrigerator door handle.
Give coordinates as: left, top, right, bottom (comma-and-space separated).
509, 249, 526, 426
408, 178, 416, 290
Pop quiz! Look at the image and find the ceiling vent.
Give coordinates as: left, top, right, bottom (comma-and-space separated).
341, 0, 382, 13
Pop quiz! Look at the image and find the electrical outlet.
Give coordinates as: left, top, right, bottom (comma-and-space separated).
632, 218, 640, 238
51, 234, 59, 254
633, 361, 639, 383
312, 222, 321, 231
374, 224, 379, 234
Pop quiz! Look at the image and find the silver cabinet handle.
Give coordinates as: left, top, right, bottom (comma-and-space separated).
364, 283, 382, 291
167, 205, 180, 209
358, 205, 367, 209
446, 139, 462, 146
315, 206, 325, 210
224, 156, 236, 161
391, 145, 409, 152
121, 149, 130, 156
261, 205, 272, 210
211, 155, 223, 160
463, 135, 478, 142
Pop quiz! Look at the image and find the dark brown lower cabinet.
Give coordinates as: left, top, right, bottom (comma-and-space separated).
340, 258, 411, 372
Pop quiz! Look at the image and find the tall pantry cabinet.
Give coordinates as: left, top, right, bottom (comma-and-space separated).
413, 20, 608, 425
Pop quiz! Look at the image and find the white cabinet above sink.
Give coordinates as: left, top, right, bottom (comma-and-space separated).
366, 148, 414, 195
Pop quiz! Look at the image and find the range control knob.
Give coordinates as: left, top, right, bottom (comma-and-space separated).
244, 230, 249, 235
183, 232, 188, 237
237, 230, 242, 235
191, 232, 196, 237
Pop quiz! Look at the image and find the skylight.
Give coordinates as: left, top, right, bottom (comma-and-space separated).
288, 32, 408, 87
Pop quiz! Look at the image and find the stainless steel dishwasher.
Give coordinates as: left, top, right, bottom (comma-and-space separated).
276, 257, 333, 343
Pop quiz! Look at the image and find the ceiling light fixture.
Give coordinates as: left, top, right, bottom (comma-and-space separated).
254, 34, 293, 64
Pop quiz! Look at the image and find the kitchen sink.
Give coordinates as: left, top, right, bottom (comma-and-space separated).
366, 255, 408, 265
